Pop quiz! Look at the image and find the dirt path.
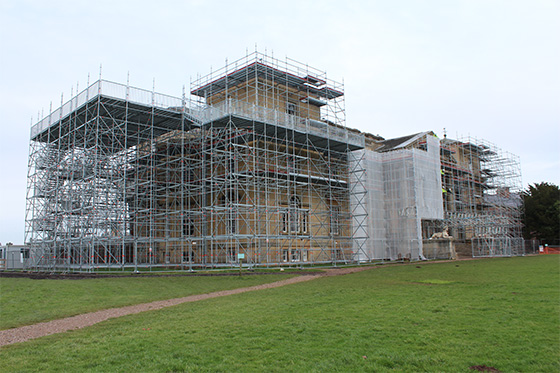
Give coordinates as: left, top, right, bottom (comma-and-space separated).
1, 266, 373, 347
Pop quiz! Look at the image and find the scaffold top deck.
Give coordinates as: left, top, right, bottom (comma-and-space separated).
191, 61, 343, 100
30, 80, 364, 152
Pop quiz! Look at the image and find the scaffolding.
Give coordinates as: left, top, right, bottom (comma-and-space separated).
356, 133, 444, 260
356, 131, 523, 260
439, 135, 523, 257
25, 52, 370, 272
24, 52, 524, 271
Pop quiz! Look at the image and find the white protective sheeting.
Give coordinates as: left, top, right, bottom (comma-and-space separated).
350, 149, 386, 261
351, 134, 443, 260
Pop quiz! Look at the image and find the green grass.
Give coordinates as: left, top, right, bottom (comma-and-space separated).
1, 256, 558, 372
0, 273, 295, 330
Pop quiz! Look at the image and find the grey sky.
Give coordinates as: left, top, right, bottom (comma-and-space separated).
1, 0, 558, 244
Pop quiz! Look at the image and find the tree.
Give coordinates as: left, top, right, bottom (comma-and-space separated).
522, 182, 560, 245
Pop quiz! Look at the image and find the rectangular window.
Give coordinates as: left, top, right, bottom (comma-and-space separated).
281, 210, 289, 233
290, 210, 299, 233
281, 199, 307, 235
291, 249, 300, 262
281, 249, 301, 262
282, 249, 289, 262
302, 211, 309, 234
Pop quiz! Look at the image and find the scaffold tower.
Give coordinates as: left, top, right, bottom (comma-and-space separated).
25, 52, 370, 271
439, 135, 523, 257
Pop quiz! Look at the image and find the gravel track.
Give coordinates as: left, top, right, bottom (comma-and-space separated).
0, 266, 371, 347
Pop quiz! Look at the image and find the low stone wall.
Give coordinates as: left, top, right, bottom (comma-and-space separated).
423, 239, 457, 260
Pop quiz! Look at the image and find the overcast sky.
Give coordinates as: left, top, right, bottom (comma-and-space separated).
1, 0, 558, 244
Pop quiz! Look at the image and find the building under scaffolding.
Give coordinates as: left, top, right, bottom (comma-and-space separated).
359, 132, 524, 259
24, 52, 523, 272
439, 136, 523, 257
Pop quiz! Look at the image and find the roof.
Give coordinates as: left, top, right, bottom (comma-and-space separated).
375, 131, 432, 152
191, 62, 343, 100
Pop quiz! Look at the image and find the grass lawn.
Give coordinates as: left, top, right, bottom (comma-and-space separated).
1, 256, 558, 372
0, 273, 295, 330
